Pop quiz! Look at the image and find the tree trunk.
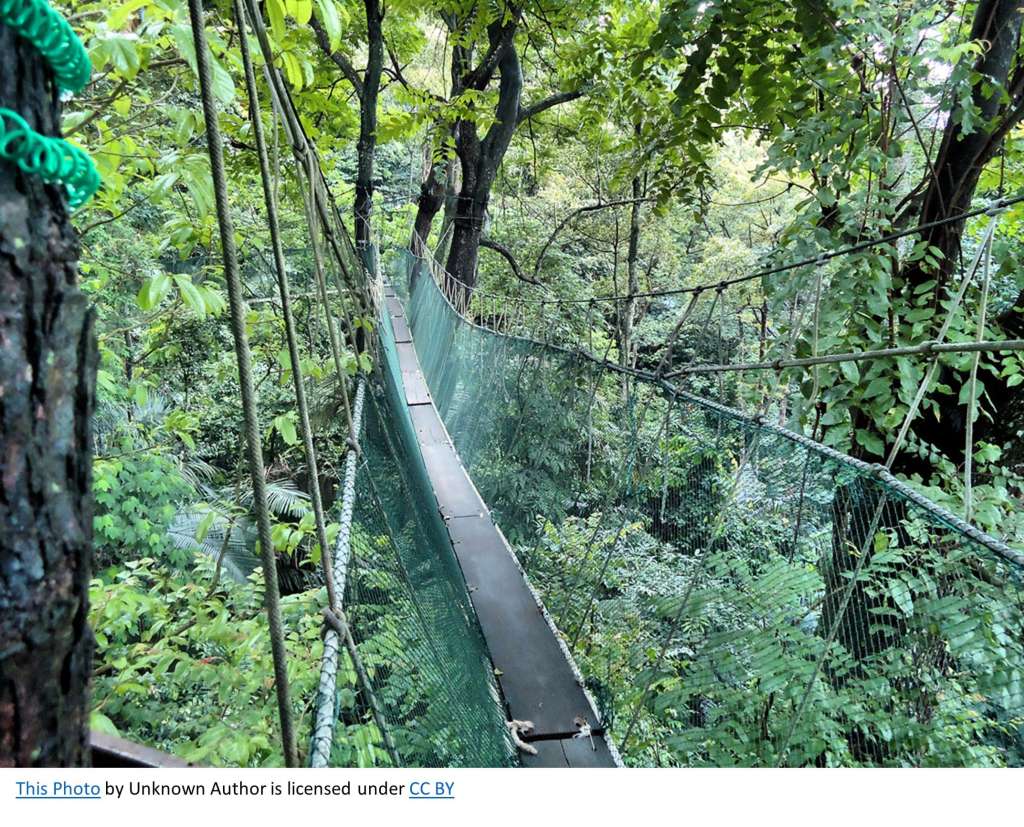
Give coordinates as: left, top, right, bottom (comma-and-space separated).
411, 155, 447, 250
904, 0, 1022, 293
445, 39, 523, 295
0, 28, 97, 767
891, 0, 1024, 465
354, 0, 383, 248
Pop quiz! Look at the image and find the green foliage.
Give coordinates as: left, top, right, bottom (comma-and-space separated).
93, 453, 193, 568
89, 557, 323, 766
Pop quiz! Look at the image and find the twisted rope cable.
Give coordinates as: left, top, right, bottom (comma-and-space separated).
0, 0, 91, 93
310, 378, 366, 768
187, 0, 297, 767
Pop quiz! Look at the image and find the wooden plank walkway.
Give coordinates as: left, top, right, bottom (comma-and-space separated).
383, 285, 616, 767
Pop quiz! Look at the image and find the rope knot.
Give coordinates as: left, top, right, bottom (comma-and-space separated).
985, 198, 1008, 216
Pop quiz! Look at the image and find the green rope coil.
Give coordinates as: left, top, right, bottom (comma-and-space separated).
1, 0, 99, 207
0, 0, 91, 93
0, 108, 100, 208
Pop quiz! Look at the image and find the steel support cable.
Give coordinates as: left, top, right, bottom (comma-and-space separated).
410, 254, 1024, 767
299, 149, 356, 441
447, 194, 1024, 308
235, 0, 338, 614
242, 0, 372, 405
965, 229, 994, 521
242, 0, 373, 320
186, 0, 297, 767
413, 262, 1024, 577
884, 217, 1000, 469
666, 338, 1024, 376
415, 233, 1020, 565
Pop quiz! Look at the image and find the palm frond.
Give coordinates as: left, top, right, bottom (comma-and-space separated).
167, 505, 260, 583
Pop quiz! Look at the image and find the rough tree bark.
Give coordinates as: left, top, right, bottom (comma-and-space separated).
406, 7, 583, 294
0, 28, 97, 767
411, 155, 447, 250
445, 34, 523, 297
904, 0, 1023, 294
893, 0, 1024, 464
354, 0, 383, 248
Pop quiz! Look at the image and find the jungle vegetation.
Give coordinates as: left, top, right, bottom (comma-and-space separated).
2, 0, 1023, 766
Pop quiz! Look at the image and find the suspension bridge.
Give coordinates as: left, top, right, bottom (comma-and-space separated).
5, 0, 1024, 769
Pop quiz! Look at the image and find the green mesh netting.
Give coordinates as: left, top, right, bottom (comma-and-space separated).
244, 156, 512, 766
397, 248, 1024, 768
330, 300, 514, 767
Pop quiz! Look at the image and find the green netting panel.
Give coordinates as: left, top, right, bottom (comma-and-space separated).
399, 251, 1024, 768
327, 303, 515, 767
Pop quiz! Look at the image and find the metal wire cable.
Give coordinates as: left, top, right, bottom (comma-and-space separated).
421, 194, 1023, 308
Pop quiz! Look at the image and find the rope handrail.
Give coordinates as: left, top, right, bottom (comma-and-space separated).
187, 0, 298, 766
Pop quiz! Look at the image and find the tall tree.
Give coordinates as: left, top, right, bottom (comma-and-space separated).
312, 0, 385, 247
651, 0, 1024, 468
404, 2, 588, 293
0, 28, 97, 766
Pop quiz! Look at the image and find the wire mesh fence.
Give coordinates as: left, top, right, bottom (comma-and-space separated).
398, 247, 1024, 767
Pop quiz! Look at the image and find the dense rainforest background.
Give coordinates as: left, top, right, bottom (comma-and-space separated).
3, 0, 1024, 767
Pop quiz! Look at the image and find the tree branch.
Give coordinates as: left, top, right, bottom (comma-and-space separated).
460, 7, 522, 91
310, 16, 363, 99
532, 197, 652, 282
516, 87, 586, 125
480, 237, 541, 285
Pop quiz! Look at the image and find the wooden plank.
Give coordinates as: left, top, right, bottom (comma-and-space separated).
401, 369, 432, 406
409, 404, 450, 446
420, 446, 484, 519
521, 736, 616, 769
448, 513, 599, 736
391, 314, 412, 343
90, 731, 193, 768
